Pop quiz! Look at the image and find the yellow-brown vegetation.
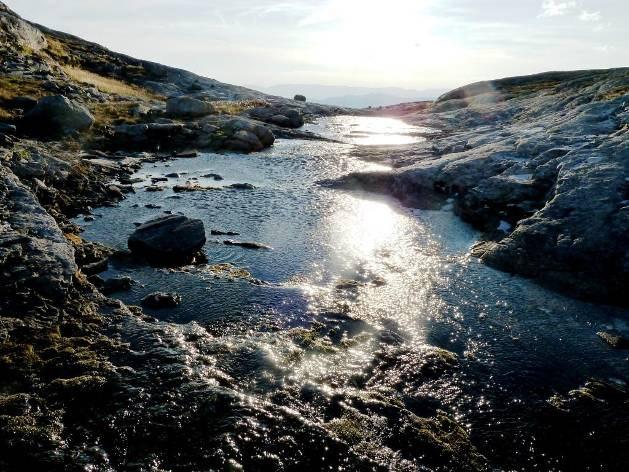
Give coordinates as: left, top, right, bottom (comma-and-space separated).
61, 65, 158, 101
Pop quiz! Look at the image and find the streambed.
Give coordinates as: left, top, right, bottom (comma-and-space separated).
76, 116, 629, 469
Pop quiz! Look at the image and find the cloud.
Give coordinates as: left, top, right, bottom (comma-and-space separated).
540, 0, 576, 17
579, 10, 601, 22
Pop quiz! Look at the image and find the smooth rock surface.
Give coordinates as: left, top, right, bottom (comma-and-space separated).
128, 214, 206, 261
23, 95, 94, 137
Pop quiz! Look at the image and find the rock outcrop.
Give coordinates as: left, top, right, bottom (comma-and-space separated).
343, 68, 629, 305
22, 95, 94, 137
166, 96, 215, 117
248, 106, 305, 128
0, 165, 76, 302
110, 118, 275, 153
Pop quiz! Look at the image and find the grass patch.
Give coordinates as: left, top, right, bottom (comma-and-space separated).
45, 36, 70, 60
61, 65, 158, 101
0, 75, 46, 120
89, 101, 140, 126
212, 99, 268, 115
0, 76, 45, 102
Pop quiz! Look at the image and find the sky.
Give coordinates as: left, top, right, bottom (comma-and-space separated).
8, 0, 629, 90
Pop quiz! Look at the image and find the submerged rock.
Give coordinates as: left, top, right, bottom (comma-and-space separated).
141, 291, 181, 308
128, 214, 206, 262
211, 229, 239, 236
101, 276, 135, 295
173, 181, 219, 192
597, 331, 629, 349
223, 240, 272, 250
201, 173, 223, 180
227, 183, 255, 190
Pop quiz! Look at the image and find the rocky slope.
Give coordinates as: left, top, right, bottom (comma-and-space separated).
342, 69, 629, 305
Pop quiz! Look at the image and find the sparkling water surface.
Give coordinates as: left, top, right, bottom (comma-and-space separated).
76, 115, 629, 465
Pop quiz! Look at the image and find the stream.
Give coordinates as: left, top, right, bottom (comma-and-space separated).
75, 116, 629, 469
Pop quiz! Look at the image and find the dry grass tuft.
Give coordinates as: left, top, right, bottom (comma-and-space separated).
0, 75, 46, 120
212, 99, 269, 115
61, 66, 158, 101
45, 36, 70, 60
89, 101, 140, 126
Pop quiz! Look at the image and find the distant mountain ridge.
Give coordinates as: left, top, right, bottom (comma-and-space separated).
254, 84, 447, 108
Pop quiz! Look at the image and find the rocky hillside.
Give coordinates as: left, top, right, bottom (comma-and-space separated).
344, 69, 629, 305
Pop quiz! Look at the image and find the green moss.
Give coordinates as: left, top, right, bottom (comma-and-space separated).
327, 416, 366, 443
290, 328, 336, 353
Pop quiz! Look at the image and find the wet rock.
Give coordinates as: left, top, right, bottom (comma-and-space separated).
145, 203, 162, 209
0, 167, 77, 303
0, 123, 17, 135
227, 183, 255, 190
128, 214, 206, 262
106, 185, 124, 200
141, 291, 181, 308
174, 150, 198, 158
201, 173, 223, 180
101, 276, 135, 295
166, 96, 215, 117
81, 258, 108, 275
164, 172, 180, 178
211, 229, 239, 236
223, 240, 271, 250
538, 380, 629, 471
22, 95, 94, 137
173, 181, 219, 192
151, 177, 168, 183
145, 185, 163, 192
597, 331, 629, 349
335, 279, 365, 291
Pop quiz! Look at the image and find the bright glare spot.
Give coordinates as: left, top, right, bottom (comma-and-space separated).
328, 195, 400, 262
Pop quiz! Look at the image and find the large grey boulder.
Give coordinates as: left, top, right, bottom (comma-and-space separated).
221, 118, 275, 152
23, 95, 94, 137
128, 214, 206, 262
248, 106, 304, 128
166, 96, 215, 117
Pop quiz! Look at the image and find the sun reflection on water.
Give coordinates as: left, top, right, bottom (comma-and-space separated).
309, 115, 432, 146
330, 196, 400, 260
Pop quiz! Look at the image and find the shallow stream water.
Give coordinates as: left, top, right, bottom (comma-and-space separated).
76, 116, 629, 469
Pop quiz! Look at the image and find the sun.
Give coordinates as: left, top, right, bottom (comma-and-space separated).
302, 0, 448, 79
